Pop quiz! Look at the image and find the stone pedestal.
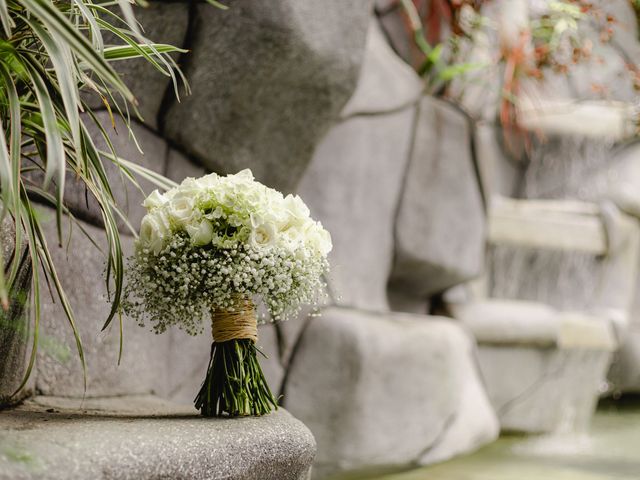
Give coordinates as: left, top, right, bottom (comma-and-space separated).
0, 395, 315, 480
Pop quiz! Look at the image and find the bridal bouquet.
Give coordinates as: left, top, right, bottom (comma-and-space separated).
124, 169, 331, 416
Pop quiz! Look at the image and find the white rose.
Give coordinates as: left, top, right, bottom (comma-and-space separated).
306, 223, 332, 256
142, 189, 168, 210
139, 210, 170, 254
283, 194, 310, 220
186, 220, 214, 246
249, 222, 277, 249
196, 172, 219, 189
232, 169, 254, 183
174, 177, 203, 199
168, 194, 196, 225
278, 224, 304, 252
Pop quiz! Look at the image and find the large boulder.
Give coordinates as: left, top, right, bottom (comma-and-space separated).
161, 1, 374, 193
284, 307, 498, 478
297, 107, 415, 313
389, 96, 486, 299
294, 18, 421, 313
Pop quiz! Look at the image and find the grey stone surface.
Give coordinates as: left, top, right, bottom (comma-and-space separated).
387, 289, 429, 315
297, 106, 416, 312
609, 325, 640, 393
277, 305, 317, 371
389, 96, 485, 298
0, 214, 15, 262
34, 206, 171, 397
376, 2, 414, 67
564, 0, 638, 105
29, 112, 168, 234
82, 3, 190, 130
162, 1, 373, 193
606, 147, 640, 392
81, 113, 168, 233
0, 395, 315, 480
284, 307, 498, 478
607, 142, 640, 218
474, 121, 524, 198
478, 346, 612, 433
164, 147, 206, 185
604, 0, 640, 65
340, 21, 423, 118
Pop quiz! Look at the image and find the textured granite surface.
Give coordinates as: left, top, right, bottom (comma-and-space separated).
0, 396, 315, 480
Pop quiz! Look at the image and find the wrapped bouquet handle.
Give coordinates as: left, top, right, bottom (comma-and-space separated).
124, 169, 331, 417
195, 297, 277, 417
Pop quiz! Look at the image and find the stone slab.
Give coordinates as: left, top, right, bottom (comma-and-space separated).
452, 299, 617, 350
0, 395, 315, 480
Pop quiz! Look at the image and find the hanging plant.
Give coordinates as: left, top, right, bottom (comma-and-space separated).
0, 0, 202, 398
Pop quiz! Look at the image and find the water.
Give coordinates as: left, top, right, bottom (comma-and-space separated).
366, 399, 640, 480
489, 134, 623, 313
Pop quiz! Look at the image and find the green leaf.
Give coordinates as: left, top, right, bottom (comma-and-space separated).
0, 0, 14, 37
204, 0, 228, 10
438, 62, 487, 82
20, 0, 135, 103
103, 43, 188, 61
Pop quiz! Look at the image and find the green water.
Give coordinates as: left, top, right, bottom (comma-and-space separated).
368, 398, 640, 480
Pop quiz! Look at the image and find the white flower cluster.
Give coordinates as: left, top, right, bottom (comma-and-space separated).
125, 169, 332, 333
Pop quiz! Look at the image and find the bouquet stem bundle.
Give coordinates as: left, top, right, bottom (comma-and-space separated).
195, 297, 278, 417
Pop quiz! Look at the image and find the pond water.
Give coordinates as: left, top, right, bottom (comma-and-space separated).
368, 398, 640, 480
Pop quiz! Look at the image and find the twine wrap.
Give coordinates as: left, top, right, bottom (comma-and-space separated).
211, 297, 258, 344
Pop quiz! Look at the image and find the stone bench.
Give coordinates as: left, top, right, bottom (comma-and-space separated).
0, 395, 315, 480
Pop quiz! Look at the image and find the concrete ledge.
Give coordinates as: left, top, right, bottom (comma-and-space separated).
451, 299, 616, 433
0, 395, 315, 480
452, 299, 617, 351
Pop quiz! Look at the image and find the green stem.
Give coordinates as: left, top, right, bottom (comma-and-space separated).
194, 338, 278, 417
